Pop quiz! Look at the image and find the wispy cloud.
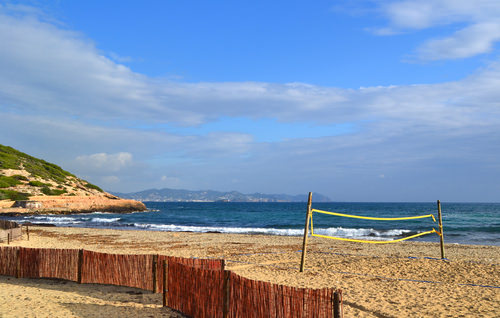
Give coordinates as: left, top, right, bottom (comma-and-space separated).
372, 0, 500, 60
75, 152, 133, 172
417, 22, 500, 60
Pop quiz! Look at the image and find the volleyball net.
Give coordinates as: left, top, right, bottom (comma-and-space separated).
299, 194, 446, 272
309, 209, 440, 244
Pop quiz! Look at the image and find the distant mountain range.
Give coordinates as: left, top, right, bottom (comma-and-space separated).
112, 188, 331, 203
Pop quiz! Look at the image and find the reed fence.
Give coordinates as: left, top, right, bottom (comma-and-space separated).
0, 220, 20, 230
0, 220, 22, 243
167, 260, 226, 317
0, 246, 18, 276
81, 250, 153, 290
227, 271, 335, 318
0, 245, 342, 317
154, 255, 224, 293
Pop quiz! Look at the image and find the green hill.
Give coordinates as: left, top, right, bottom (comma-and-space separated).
0, 144, 103, 201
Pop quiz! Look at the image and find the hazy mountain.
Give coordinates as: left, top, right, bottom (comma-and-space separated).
112, 188, 331, 202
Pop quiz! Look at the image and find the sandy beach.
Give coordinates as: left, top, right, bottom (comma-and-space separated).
1, 226, 499, 317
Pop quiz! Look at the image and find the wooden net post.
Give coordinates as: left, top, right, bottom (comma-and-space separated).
333, 289, 343, 318
26, 225, 29, 241
162, 259, 168, 307
437, 200, 445, 259
16, 248, 20, 278
223, 270, 230, 318
152, 254, 158, 293
7, 233, 10, 245
77, 249, 84, 284
300, 192, 313, 272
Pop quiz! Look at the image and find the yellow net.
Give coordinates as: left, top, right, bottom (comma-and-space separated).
310, 209, 438, 244
312, 209, 436, 222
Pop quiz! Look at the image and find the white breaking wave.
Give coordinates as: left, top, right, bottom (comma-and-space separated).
132, 223, 412, 239
22, 216, 84, 225
314, 227, 412, 240
91, 217, 121, 223
16, 215, 413, 240
133, 223, 304, 236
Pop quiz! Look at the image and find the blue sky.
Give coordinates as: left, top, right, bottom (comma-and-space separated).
1, 1, 500, 201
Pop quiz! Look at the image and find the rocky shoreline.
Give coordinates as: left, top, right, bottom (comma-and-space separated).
0, 195, 147, 216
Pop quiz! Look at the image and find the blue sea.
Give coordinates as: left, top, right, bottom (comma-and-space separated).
2, 202, 500, 246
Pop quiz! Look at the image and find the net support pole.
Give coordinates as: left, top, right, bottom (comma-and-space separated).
333, 289, 343, 318
77, 249, 84, 284
300, 192, 313, 272
152, 254, 158, 293
437, 200, 445, 259
223, 270, 230, 318
162, 260, 168, 307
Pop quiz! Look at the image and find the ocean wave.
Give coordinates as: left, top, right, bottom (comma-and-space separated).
133, 223, 304, 235
21, 216, 84, 225
315, 227, 412, 240
131, 223, 413, 239
15, 215, 414, 240
91, 217, 121, 223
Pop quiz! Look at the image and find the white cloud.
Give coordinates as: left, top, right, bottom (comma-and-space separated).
417, 22, 500, 60
373, 0, 500, 60
2, 4, 498, 132
381, 0, 500, 30
160, 175, 180, 186
75, 152, 133, 172
102, 176, 120, 184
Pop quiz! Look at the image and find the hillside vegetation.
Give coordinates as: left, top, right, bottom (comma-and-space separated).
0, 144, 104, 201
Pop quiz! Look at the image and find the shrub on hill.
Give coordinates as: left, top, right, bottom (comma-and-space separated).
41, 187, 67, 196
84, 182, 103, 192
0, 190, 30, 201
12, 175, 29, 181
0, 175, 22, 188
29, 180, 51, 187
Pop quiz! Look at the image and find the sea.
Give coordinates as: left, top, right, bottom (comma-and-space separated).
2, 202, 499, 246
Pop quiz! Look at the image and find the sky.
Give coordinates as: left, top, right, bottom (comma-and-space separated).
1, 0, 500, 202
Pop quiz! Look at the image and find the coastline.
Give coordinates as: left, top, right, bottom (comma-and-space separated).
0, 196, 147, 216
1, 226, 499, 317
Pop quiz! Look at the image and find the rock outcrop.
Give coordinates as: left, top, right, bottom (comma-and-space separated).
0, 196, 146, 215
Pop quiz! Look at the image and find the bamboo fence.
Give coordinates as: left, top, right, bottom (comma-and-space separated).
0, 220, 22, 243
18, 247, 40, 278
167, 260, 225, 318
80, 250, 153, 290
0, 246, 18, 276
0, 246, 341, 317
154, 255, 224, 293
0, 220, 20, 230
227, 271, 335, 318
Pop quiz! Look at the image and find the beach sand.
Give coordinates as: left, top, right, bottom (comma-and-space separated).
1, 227, 499, 317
